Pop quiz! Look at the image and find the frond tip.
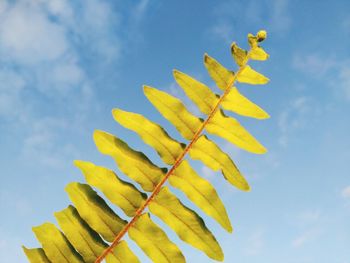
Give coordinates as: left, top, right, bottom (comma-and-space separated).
24, 30, 271, 263
257, 30, 267, 42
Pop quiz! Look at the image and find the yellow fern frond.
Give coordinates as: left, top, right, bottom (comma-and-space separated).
24, 30, 270, 263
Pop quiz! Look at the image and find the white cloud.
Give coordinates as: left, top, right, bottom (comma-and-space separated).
0, 234, 25, 263
292, 54, 336, 77
293, 52, 350, 102
292, 228, 320, 248
0, 190, 33, 216
296, 210, 321, 226
278, 96, 315, 147
210, 0, 291, 42
121, 0, 151, 50
245, 229, 265, 255
0, 0, 152, 175
52, 60, 83, 87
0, 1, 8, 14
131, 0, 150, 25
292, 97, 309, 112
78, 0, 120, 61
211, 22, 235, 44
37, 58, 85, 95
0, 70, 25, 118
338, 67, 350, 101
269, 0, 291, 33
0, 0, 122, 101
20, 117, 80, 169
0, 0, 128, 131
0, 1, 78, 101
341, 186, 350, 199
292, 209, 323, 248
0, 2, 68, 64
0, 2, 152, 262
83, 0, 114, 29
44, 0, 73, 19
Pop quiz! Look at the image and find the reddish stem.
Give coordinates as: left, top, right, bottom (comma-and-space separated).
95, 51, 252, 263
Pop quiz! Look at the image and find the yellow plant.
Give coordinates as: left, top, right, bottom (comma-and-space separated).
23, 30, 270, 263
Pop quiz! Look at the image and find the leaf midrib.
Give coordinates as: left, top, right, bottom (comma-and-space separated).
94, 48, 252, 263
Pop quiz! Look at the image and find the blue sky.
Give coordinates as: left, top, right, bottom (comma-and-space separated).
0, 0, 350, 262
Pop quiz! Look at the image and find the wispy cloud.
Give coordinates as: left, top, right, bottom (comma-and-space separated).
122, 0, 151, 47
20, 117, 80, 169
0, 0, 120, 97
210, 0, 292, 43
292, 54, 336, 77
278, 96, 317, 146
0, 190, 33, 217
293, 52, 350, 102
296, 210, 321, 226
130, 0, 150, 26
0, 2, 68, 64
337, 67, 350, 101
292, 228, 320, 248
0, 0, 156, 178
341, 186, 350, 199
0, 0, 126, 172
0, 234, 25, 262
0, 70, 25, 119
0, 2, 83, 115
0, 2, 153, 259
210, 22, 235, 44
245, 229, 265, 255
292, 209, 323, 248
268, 0, 291, 33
